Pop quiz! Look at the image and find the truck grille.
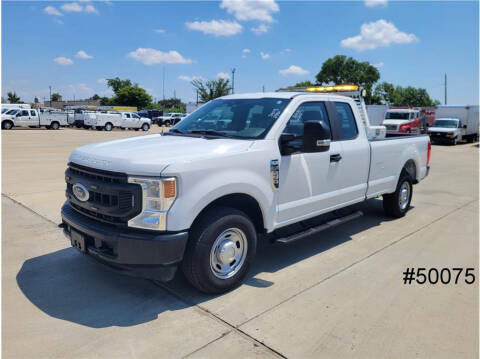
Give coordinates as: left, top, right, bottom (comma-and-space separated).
385, 124, 397, 131
65, 163, 142, 226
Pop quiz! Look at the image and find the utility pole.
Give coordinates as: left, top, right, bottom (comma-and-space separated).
231, 68, 236, 94
444, 73, 447, 105
49, 86, 52, 107
262, 85, 265, 93
173, 89, 176, 99
162, 65, 166, 100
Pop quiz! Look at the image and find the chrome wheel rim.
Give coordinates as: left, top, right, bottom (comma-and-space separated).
210, 228, 248, 279
399, 181, 411, 210
4, 122, 12, 129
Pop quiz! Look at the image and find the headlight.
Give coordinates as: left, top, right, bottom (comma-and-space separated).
127, 177, 177, 230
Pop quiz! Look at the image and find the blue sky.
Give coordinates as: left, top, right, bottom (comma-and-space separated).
2, 1, 478, 105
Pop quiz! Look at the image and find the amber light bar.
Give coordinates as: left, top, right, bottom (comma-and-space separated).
305, 84, 359, 92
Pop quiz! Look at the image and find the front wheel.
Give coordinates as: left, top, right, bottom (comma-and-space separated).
141, 123, 150, 131
164, 120, 171, 126
383, 174, 413, 218
182, 207, 257, 294
2, 121, 13, 130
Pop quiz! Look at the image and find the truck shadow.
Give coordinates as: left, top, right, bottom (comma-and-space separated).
16, 198, 396, 328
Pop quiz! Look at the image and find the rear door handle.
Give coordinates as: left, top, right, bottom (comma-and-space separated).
330, 154, 342, 162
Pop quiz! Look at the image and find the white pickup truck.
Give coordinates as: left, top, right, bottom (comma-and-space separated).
119, 112, 151, 131
61, 86, 431, 293
1, 108, 69, 130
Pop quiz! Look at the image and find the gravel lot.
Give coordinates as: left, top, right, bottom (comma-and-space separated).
2, 127, 478, 358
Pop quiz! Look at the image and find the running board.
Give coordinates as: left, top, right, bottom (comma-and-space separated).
276, 211, 363, 244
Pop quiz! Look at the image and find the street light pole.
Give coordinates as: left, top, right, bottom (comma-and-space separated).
231, 68, 236, 94
49, 86, 52, 107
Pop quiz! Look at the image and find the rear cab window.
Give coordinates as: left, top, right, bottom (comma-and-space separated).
334, 102, 358, 140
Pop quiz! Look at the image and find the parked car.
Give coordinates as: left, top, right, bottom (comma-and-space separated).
60, 85, 431, 293
1, 109, 69, 130
428, 105, 479, 145
138, 109, 163, 125
382, 108, 423, 135
155, 112, 186, 126
119, 112, 151, 131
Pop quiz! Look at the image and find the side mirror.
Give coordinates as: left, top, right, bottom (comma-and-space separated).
302, 121, 331, 153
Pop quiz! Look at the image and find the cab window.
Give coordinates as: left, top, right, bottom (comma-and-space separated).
20, 110, 29, 116
283, 102, 330, 150
334, 102, 358, 140
30, 110, 36, 116
125, 113, 131, 118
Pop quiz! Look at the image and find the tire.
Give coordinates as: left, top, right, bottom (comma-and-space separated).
383, 173, 413, 218
182, 206, 257, 294
104, 123, 113, 131
2, 121, 13, 130
451, 137, 457, 146
164, 120, 171, 126
51, 122, 60, 130
141, 123, 150, 131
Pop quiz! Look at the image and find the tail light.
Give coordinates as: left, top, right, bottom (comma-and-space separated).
427, 141, 431, 166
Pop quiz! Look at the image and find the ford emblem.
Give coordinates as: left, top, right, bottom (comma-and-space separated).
72, 183, 90, 202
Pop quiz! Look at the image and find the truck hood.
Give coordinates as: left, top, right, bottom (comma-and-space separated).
428, 127, 457, 133
382, 119, 411, 126
69, 134, 254, 176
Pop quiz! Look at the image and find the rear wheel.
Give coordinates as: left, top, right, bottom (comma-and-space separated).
383, 173, 413, 218
141, 123, 150, 131
182, 207, 257, 294
164, 120, 171, 126
51, 121, 60, 130
104, 123, 113, 131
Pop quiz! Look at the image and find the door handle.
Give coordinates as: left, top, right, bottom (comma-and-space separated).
330, 154, 342, 162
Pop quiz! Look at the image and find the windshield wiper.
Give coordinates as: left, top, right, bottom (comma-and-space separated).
188, 129, 233, 138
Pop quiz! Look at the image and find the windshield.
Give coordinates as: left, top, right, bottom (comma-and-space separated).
385, 112, 410, 120
173, 98, 291, 139
432, 119, 459, 128
5, 109, 19, 115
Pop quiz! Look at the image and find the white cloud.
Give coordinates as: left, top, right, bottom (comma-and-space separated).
67, 83, 94, 98
220, 0, 279, 23
186, 20, 242, 37
54, 57, 74, 66
44, 6, 62, 16
260, 51, 271, 60
97, 78, 107, 85
242, 48, 251, 53
61, 2, 83, 12
341, 19, 418, 51
75, 50, 93, 59
365, 0, 388, 7
217, 72, 230, 80
373, 61, 384, 68
178, 75, 204, 82
154, 29, 166, 33
127, 48, 192, 65
279, 65, 309, 76
283, 48, 291, 53
251, 24, 270, 35
84, 4, 99, 14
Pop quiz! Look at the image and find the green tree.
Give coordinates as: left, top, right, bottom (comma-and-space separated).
293, 80, 315, 88
315, 55, 380, 103
157, 97, 186, 111
107, 77, 133, 94
372, 82, 396, 104
100, 96, 112, 106
7, 91, 21, 103
192, 78, 231, 103
112, 85, 152, 109
90, 94, 101, 100
51, 93, 62, 102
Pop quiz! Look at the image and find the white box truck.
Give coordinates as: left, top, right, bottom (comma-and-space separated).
1, 109, 69, 129
428, 105, 479, 145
